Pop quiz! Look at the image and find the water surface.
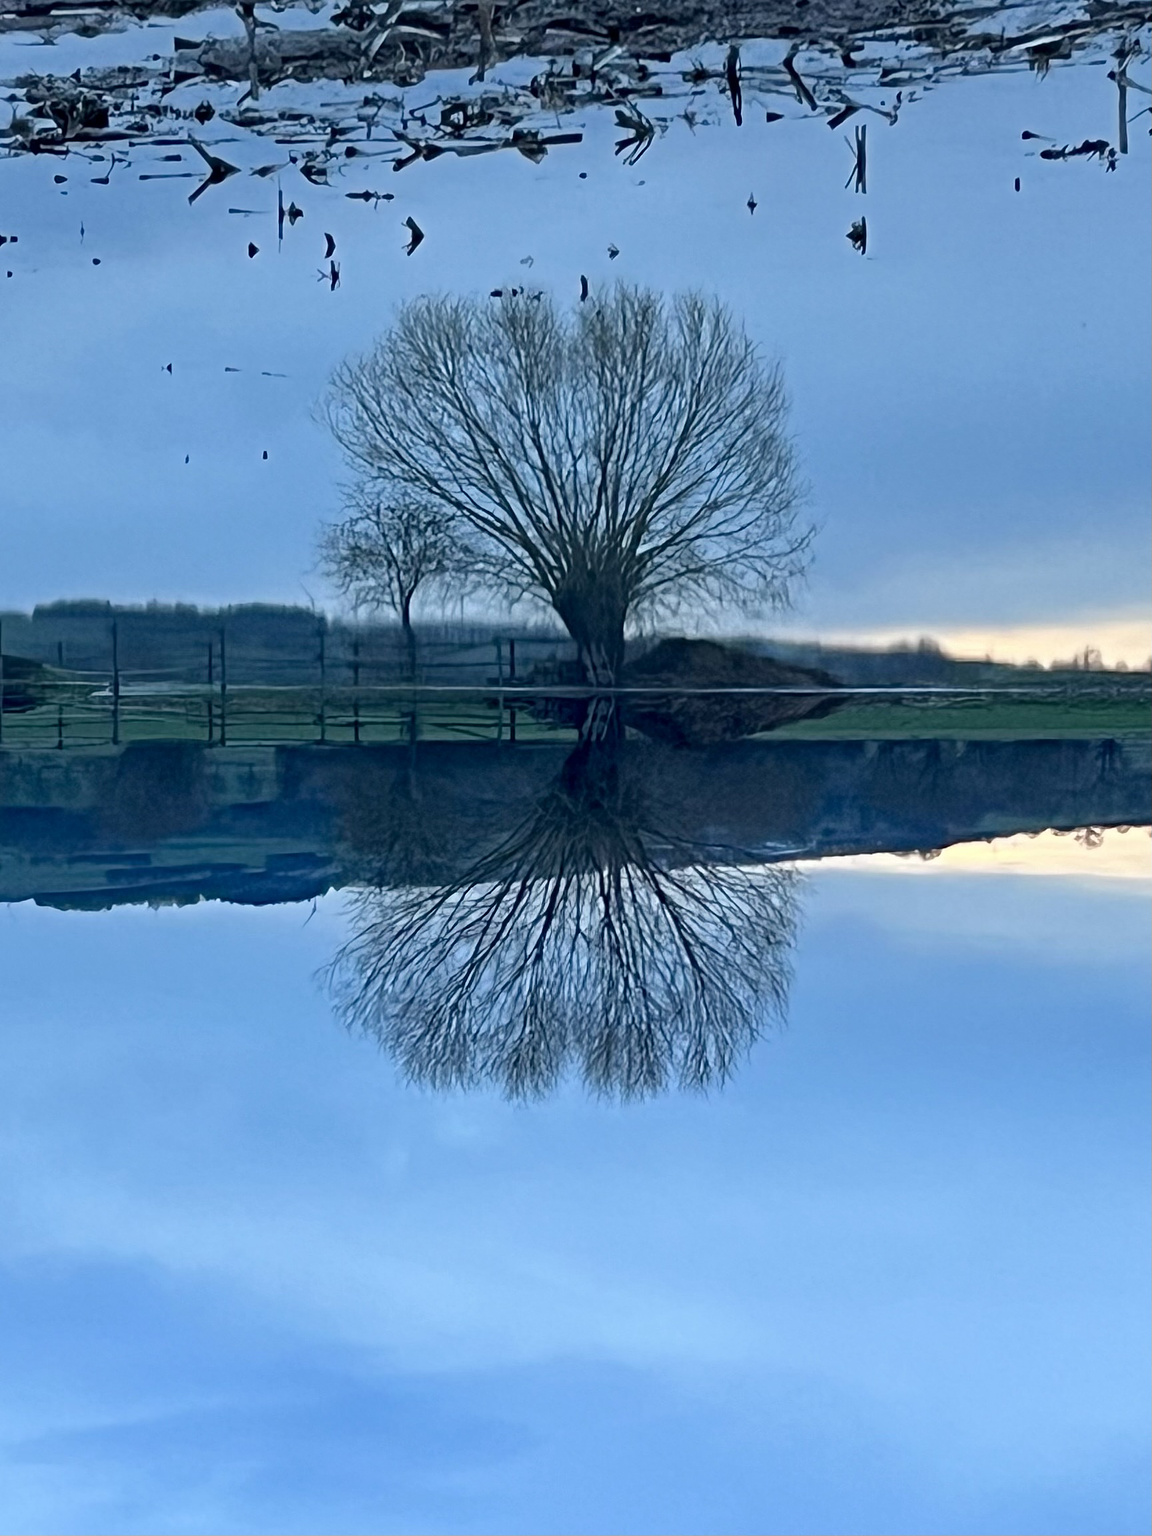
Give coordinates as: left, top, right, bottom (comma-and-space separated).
0, 5, 1149, 1530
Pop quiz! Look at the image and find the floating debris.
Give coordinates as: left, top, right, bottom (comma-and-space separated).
613, 105, 654, 165
783, 46, 818, 112
725, 43, 743, 126
187, 137, 239, 205
0, 0, 1143, 249
1039, 137, 1118, 167
845, 123, 867, 193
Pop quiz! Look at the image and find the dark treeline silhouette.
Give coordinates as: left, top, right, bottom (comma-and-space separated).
4, 601, 1143, 689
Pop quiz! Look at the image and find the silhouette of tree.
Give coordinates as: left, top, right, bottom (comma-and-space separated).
319, 486, 469, 678
326, 739, 799, 1099
324, 287, 809, 693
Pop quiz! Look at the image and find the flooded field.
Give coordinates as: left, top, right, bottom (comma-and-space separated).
0, 0, 1149, 1527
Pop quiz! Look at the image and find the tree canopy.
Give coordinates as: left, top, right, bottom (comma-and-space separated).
325, 286, 810, 684
318, 487, 468, 634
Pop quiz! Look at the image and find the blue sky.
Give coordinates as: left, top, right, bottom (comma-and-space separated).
0, 43, 1148, 639
0, 866, 1148, 1534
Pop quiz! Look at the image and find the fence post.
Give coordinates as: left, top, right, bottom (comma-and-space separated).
219, 627, 228, 746
206, 640, 215, 744
352, 634, 361, 745
111, 619, 120, 746
318, 621, 327, 744
0, 618, 5, 746
508, 638, 517, 744
56, 640, 64, 749
495, 637, 504, 743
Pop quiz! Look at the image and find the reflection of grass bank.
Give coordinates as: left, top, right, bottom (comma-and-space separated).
768, 695, 1152, 740
0, 684, 1147, 748
0, 687, 582, 749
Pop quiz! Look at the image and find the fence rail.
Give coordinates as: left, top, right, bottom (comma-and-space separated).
0, 621, 591, 748
1, 680, 1149, 750
2, 615, 1149, 749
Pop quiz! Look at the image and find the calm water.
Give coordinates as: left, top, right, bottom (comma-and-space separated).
2, 849, 1149, 1533
1, 3, 1149, 1530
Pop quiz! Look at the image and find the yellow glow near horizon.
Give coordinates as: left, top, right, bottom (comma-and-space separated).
815, 827, 1152, 882
779, 617, 1152, 671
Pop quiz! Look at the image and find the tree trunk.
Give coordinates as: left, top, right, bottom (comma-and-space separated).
551, 583, 626, 677
551, 608, 625, 744
401, 597, 418, 745
400, 596, 417, 680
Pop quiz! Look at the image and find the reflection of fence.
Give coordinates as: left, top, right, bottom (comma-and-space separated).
0, 685, 595, 749
2, 681, 1149, 750
0, 681, 589, 749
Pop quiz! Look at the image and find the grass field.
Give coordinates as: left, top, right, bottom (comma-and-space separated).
0, 685, 1148, 750
768, 694, 1152, 741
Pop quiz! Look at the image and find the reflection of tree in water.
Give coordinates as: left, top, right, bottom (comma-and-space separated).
328, 737, 798, 1099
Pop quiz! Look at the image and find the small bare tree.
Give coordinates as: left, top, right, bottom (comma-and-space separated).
325, 286, 809, 689
319, 486, 465, 677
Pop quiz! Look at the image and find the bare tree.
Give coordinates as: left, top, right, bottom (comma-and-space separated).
319, 486, 466, 677
324, 286, 810, 690
326, 739, 798, 1100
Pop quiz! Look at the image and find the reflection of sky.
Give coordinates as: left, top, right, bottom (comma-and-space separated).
0, 51, 1148, 634
816, 824, 1152, 879
1, 869, 1148, 1534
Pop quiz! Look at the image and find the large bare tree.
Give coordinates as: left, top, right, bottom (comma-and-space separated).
324, 286, 809, 688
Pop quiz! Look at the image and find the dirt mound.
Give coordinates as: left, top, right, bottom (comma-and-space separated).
0, 653, 54, 713
621, 638, 843, 746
